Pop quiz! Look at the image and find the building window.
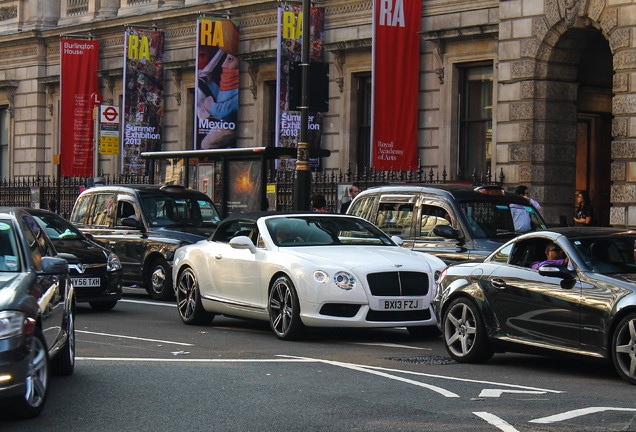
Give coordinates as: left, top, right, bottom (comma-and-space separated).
356, 73, 372, 173
0, 108, 8, 178
458, 64, 493, 181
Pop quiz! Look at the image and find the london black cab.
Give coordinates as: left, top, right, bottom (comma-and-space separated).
69, 185, 221, 300
347, 184, 547, 263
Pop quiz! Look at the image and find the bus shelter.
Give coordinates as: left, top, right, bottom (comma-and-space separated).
141, 147, 330, 218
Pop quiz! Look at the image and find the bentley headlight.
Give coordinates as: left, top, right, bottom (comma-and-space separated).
313, 270, 329, 283
0, 311, 24, 339
334, 271, 356, 290
107, 252, 122, 271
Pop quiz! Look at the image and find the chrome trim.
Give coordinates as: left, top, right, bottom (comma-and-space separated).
201, 294, 266, 312
68, 263, 106, 274
496, 336, 604, 358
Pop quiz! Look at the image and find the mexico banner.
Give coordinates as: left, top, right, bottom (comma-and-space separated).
372, 0, 421, 170
60, 39, 99, 177
195, 18, 240, 150
275, 4, 324, 170
122, 29, 165, 175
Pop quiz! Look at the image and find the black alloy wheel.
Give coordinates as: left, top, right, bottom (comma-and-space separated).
268, 276, 304, 340
176, 267, 214, 325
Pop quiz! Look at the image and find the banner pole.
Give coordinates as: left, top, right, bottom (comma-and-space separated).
292, 0, 311, 211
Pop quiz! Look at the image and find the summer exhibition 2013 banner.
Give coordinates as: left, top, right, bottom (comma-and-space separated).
60, 39, 99, 177
195, 18, 240, 150
122, 29, 165, 175
372, 0, 421, 170
275, 4, 324, 170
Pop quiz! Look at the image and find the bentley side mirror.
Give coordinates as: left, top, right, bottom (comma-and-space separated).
229, 236, 257, 254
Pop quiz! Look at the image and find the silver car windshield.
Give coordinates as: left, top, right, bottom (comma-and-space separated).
571, 235, 636, 274
0, 221, 20, 272
266, 216, 394, 247
142, 196, 221, 228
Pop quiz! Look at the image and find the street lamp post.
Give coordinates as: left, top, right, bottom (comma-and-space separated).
292, 0, 311, 211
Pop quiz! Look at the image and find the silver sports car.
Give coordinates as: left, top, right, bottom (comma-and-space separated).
434, 227, 636, 384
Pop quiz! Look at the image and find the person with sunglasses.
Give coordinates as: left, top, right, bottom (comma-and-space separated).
531, 242, 569, 270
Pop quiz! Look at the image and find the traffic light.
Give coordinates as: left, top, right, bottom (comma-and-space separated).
288, 61, 329, 113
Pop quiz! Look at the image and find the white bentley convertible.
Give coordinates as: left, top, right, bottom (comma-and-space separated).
173, 213, 446, 340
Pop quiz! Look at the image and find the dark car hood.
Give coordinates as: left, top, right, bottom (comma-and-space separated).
152, 226, 214, 243
52, 239, 107, 264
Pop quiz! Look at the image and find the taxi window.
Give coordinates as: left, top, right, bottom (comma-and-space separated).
91, 193, 116, 227
419, 204, 452, 238
348, 196, 376, 221
376, 203, 414, 237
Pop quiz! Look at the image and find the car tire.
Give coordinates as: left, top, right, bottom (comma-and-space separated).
51, 307, 75, 376
611, 312, 636, 384
442, 297, 493, 363
12, 328, 49, 419
268, 275, 304, 340
176, 267, 215, 325
89, 300, 117, 311
407, 325, 441, 339
146, 258, 173, 301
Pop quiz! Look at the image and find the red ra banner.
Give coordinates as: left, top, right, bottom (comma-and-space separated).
372, 0, 421, 170
60, 39, 99, 177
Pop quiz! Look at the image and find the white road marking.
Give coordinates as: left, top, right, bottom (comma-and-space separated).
529, 407, 636, 424
359, 364, 563, 393
352, 342, 432, 350
76, 330, 193, 346
76, 357, 316, 363
473, 412, 521, 432
120, 299, 176, 307
479, 389, 547, 398
279, 355, 459, 398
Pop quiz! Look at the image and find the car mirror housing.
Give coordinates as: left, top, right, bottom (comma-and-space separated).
538, 265, 574, 280
391, 235, 404, 246
433, 224, 463, 241
39, 256, 69, 276
229, 236, 257, 254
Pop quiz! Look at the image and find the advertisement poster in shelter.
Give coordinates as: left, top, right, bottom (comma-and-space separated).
195, 18, 240, 150
371, 0, 421, 170
226, 159, 262, 216
275, 4, 324, 170
121, 29, 165, 175
60, 39, 100, 177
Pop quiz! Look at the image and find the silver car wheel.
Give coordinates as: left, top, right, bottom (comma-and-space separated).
25, 335, 48, 408
177, 269, 197, 321
151, 266, 166, 293
270, 279, 293, 336
444, 302, 477, 358
614, 315, 636, 382
268, 276, 304, 340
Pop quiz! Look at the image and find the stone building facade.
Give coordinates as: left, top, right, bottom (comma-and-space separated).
0, 0, 634, 227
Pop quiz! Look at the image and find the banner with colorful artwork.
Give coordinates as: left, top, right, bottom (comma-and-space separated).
60, 39, 99, 177
195, 18, 240, 150
122, 29, 165, 175
276, 4, 324, 170
372, 0, 421, 170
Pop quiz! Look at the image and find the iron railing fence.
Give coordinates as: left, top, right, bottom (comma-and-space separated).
0, 167, 503, 217
0, 173, 149, 218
